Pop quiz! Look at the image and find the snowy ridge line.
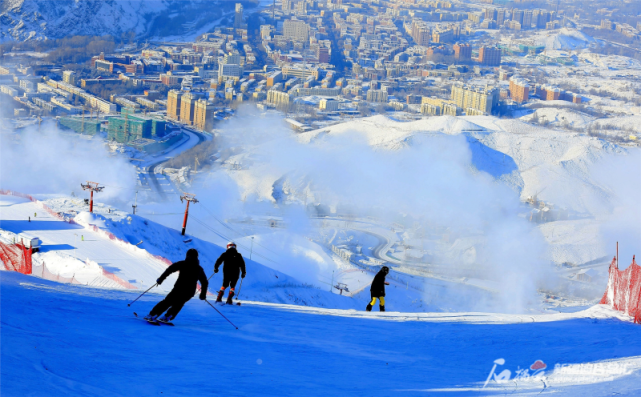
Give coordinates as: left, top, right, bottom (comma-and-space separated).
600, 256, 641, 324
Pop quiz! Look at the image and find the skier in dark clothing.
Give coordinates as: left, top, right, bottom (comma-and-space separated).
366, 266, 390, 312
214, 242, 246, 304
145, 248, 208, 323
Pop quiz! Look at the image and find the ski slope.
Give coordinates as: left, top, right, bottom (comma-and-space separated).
0, 194, 171, 290
2, 271, 641, 396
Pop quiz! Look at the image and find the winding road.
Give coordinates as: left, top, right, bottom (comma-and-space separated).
145, 129, 208, 201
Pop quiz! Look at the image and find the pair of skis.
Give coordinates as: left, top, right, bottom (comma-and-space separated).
133, 312, 174, 326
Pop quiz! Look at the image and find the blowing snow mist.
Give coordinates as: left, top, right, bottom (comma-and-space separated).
194, 108, 555, 313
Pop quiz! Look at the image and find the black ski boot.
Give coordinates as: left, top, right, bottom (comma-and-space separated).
366, 303, 373, 312
226, 291, 235, 304
216, 290, 224, 303
379, 305, 385, 312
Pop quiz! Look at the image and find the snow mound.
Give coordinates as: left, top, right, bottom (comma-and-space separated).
579, 53, 641, 70
301, 115, 486, 149
520, 107, 595, 128
534, 28, 595, 51
74, 211, 108, 229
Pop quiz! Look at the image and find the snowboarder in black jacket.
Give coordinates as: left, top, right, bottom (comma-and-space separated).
214, 242, 246, 304
145, 248, 208, 322
366, 266, 390, 312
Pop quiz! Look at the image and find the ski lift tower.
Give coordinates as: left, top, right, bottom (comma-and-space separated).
81, 181, 105, 213
180, 193, 198, 236
334, 282, 349, 295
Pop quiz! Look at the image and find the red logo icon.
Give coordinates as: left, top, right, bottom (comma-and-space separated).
530, 360, 547, 371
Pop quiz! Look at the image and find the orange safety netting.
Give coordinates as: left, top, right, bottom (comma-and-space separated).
600, 256, 641, 324
0, 240, 32, 274
33, 262, 84, 285
101, 268, 137, 290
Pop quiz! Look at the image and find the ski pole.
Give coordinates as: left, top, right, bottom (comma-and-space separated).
204, 299, 239, 330
127, 283, 157, 307
235, 278, 243, 300
208, 270, 217, 281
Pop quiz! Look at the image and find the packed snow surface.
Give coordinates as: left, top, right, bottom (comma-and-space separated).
2, 271, 641, 396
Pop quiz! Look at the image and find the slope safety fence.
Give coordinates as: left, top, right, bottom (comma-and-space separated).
0, 240, 32, 274
600, 256, 641, 324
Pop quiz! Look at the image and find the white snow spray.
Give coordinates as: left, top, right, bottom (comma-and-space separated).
0, 117, 137, 208
586, 150, 641, 267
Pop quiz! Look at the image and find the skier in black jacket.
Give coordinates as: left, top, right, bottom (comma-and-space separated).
366, 266, 390, 312
214, 242, 246, 304
145, 248, 208, 323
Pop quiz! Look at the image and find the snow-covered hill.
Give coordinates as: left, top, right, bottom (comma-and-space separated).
0, 0, 230, 42
528, 28, 596, 51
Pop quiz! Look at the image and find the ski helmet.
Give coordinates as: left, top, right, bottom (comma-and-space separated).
382, 266, 389, 275
227, 241, 237, 249
186, 248, 199, 259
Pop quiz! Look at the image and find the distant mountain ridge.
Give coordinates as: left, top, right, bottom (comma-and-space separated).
1, 0, 234, 42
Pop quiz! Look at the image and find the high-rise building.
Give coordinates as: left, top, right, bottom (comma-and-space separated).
367, 89, 388, 103
601, 19, 615, 30
451, 84, 499, 114
535, 10, 550, 29
509, 77, 529, 103
453, 43, 472, 61
267, 90, 291, 106
508, 20, 522, 30
412, 23, 431, 46
234, 3, 244, 29
218, 52, 243, 80
512, 8, 524, 25
468, 12, 483, 23
432, 29, 454, 43
62, 70, 77, 86
497, 8, 506, 26
316, 47, 330, 63
479, 46, 501, 66
484, 8, 497, 21
522, 10, 533, 29
260, 25, 274, 40
180, 91, 202, 125
193, 99, 214, 131
480, 20, 498, 29
283, 19, 310, 42
167, 90, 183, 120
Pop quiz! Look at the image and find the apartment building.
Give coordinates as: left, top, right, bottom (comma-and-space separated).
180, 91, 203, 125
267, 90, 291, 106
479, 46, 501, 66
167, 90, 183, 120
451, 83, 499, 114
453, 43, 472, 61
367, 89, 388, 103
194, 99, 214, 131
283, 19, 310, 42
509, 77, 529, 103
